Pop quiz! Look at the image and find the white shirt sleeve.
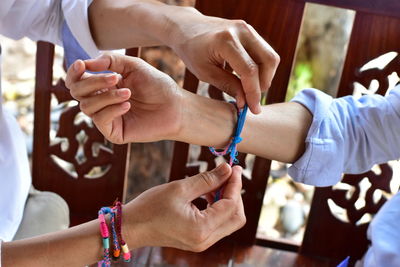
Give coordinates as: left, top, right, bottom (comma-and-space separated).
363, 192, 400, 267
0, 0, 99, 58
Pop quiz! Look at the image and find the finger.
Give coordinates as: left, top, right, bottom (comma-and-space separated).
80, 88, 131, 116
207, 66, 246, 108
84, 53, 142, 74
218, 38, 261, 113
70, 73, 119, 99
92, 101, 131, 127
197, 166, 243, 229
242, 25, 280, 93
219, 166, 242, 200
65, 59, 85, 89
183, 163, 232, 199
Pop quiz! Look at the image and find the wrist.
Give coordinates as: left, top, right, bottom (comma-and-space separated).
161, 6, 204, 48
176, 90, 237, 148
122, 206, 148, 250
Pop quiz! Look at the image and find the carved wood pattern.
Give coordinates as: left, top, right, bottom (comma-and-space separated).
329, 164, 393, 225
354, 52, 400, 96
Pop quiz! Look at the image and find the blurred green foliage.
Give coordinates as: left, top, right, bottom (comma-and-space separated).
285, 62, 313, 102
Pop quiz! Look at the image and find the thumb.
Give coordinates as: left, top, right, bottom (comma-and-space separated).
183, 163, 232, 200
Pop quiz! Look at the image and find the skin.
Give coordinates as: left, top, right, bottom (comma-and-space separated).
88, 0, 281, 114
66, 53, 312, 163
2, 164, 245, 266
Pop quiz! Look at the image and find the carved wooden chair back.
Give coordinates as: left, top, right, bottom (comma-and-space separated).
168, 0, 400, 263
32, 44, 138, 225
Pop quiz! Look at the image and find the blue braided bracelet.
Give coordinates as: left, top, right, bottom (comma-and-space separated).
209, 103, 248, 201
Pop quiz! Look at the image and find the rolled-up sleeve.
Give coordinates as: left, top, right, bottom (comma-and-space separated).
288, 86, 400, 187
0, 0, 99, 58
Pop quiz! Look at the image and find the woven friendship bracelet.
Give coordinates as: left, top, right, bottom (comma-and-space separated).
115, 201, 132, 262
209, 103, 248, 201
98, 202, 131, 266
98, 207, 112, 267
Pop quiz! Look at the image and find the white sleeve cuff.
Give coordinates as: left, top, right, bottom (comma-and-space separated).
62, 0, 100, 58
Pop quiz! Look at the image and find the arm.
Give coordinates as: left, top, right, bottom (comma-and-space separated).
2, 164, 245, 266
67, 54, 311, 164
87, 0, 280, 114
179, 90, 311, 163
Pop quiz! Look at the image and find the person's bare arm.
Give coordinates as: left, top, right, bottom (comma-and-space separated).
88, 0, 280, 114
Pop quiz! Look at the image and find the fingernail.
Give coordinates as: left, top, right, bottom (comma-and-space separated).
121, 102, 130, 109
214, 163, 230, 176
117, 89, 129, 97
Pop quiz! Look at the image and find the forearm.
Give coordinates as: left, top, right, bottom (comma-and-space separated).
88, 0, 196, 49
2, 216, 141, 266
178, 90, 312, 163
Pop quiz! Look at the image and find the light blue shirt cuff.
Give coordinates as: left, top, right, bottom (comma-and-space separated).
288, 86, 400, 187
288, 89, 344, 186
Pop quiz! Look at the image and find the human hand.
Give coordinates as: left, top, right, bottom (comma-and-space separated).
66, 53, 183, 144
166, 8, 280, 114
123, 163, 245, 252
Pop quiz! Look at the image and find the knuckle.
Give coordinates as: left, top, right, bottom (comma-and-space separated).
245, 62, 259, 77
69, 89, 77, 99
271, 51, 280, 65
216, 29, 235, 42
191, 227, 208, 244
239, 213, 247, 228
218, 80, 234, 96
79, 101, 88, 112
234, 19, 250, 30
198, 171, 215, 188
263, 81, 272, 91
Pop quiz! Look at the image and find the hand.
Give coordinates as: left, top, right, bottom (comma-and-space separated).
166, 8, 280, 114
66, 53, 183, 144
123, 163, 245, 252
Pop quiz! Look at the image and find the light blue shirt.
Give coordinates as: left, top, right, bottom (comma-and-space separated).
289, 87, 400, 267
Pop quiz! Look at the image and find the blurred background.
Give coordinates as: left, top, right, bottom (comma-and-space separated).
1, 0, 399, 245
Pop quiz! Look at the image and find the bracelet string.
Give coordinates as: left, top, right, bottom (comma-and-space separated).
209, 103, 248, 201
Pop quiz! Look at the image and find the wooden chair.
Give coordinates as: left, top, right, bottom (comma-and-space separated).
32, 0, 400, 266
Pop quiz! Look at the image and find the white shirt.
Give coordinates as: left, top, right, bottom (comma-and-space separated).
0, 0, 98, 243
